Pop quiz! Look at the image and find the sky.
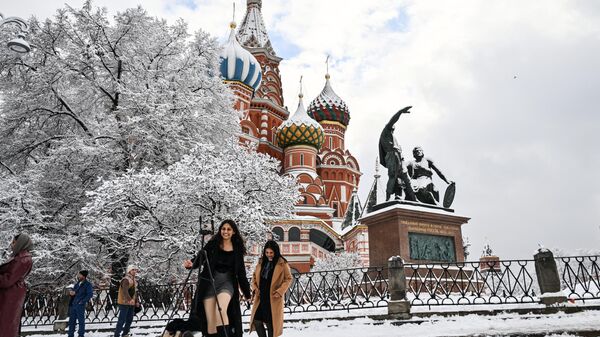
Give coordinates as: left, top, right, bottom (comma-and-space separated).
3, 0, 600, 260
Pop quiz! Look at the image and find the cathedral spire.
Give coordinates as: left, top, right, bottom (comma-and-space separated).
237, 0, 276, 57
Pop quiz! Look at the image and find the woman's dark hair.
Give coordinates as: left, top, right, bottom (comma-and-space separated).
211, 219, 247, 255
261, 240, 286, 264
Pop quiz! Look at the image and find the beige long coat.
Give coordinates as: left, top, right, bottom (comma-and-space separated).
249, 258, 293, 337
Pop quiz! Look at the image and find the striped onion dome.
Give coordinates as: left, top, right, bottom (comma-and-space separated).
277, 93, 324, 149
307, 74, 350, 126
219, 22, 262, 91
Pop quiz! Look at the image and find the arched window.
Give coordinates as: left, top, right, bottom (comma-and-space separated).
309, 229, 336, 252
300, 154, 304, 166
272, 227, 284, 241
288, 227, 301, 242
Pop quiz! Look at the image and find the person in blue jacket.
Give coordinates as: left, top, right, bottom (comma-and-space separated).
68, 270, 94, 337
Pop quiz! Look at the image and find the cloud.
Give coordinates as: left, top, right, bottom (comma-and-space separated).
3, 0, 599, 259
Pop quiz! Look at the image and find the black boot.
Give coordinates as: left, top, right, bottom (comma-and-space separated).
216, 326, 230, 337
254, 321, 267, 337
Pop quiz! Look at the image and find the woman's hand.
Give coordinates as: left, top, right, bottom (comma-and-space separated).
183, 259, 193, 269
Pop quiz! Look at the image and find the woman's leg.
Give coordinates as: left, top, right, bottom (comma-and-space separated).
214, 293, 233, 337
214, 292, 232, 326
203, 297, 218, 334
204, 290, 232, 335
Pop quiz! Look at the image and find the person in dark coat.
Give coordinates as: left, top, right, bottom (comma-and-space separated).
249, 241, 292, 337
0, 233, 33, 337
68, 270, 94, 337
183, 220, 251, 337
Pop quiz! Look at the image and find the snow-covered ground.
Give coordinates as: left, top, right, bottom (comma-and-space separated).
23, 309, 600, 337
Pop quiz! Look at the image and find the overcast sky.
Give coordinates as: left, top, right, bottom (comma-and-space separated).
3, 0, 599, 259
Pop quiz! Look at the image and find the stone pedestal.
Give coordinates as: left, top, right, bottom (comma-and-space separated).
53, 286, 72, 332
360, 200, 470, 267
534, 249, 567, 305
388, 256, 411, 319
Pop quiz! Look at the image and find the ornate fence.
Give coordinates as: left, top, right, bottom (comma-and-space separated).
21, 255, 600, 327
405, 259, 538, 306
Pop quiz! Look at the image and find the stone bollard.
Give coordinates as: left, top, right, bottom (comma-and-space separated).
387, 256, 410, 319
534, 249, 566, 305
53, 286, 72, 332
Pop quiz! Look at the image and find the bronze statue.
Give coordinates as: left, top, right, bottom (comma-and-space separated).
378, 107, 416, 201
407, 146, 453, 205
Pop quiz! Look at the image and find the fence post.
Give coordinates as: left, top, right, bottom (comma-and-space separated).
534, 249, 566, 305
387, 256, 410, 319
53, 286, 71, 331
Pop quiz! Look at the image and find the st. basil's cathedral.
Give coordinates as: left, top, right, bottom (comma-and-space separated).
220, 0, 369, 272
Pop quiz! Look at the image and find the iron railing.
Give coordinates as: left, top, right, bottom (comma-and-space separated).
21, 255, 600, 326
557, 255, 600, 301
405, 259, 538, 306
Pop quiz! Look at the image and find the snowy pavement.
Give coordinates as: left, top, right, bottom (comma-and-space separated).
22, 309, 600, 337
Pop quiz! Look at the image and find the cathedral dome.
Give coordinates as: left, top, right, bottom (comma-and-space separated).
277, 93, 324, 149
219, 23, 262, 91
307, 74, 350, 126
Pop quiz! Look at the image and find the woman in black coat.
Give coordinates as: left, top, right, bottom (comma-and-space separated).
184, 220, 251, 337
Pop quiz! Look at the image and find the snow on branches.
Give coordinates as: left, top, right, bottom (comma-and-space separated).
312, 251, 364, 272
81, 141, 299, 281
0, 3, 299, 285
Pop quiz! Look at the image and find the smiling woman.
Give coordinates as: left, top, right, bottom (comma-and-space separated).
179, 220, 251, 337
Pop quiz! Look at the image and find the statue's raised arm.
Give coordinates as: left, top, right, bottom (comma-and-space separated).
379, 106, 412, 167
384, 106, 412, 131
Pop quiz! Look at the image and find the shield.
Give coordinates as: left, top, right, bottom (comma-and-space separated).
443, 182, 456, 208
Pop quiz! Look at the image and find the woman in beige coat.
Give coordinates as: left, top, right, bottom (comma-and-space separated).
249, 241, 292, 337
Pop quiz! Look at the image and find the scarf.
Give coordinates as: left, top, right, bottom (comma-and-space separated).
261, 260, 273, 279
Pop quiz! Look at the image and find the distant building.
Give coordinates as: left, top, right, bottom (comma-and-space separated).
218, 0, 368, 272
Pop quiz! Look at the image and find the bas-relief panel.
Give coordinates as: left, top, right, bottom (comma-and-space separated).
408, 232, 456, 262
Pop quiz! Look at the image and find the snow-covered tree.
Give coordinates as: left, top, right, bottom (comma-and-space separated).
81, 141, 299, 282
297, 252, 365, 299
0, 2, 298, 285
312, 252, 364, 272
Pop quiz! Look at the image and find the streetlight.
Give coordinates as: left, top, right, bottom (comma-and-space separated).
0, 13, 31, 53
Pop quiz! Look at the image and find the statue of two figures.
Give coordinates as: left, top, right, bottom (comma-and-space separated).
378, 106, 456, 208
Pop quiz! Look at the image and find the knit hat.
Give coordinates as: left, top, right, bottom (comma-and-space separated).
126, 265, 139, 273
79, 270, 89, 278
